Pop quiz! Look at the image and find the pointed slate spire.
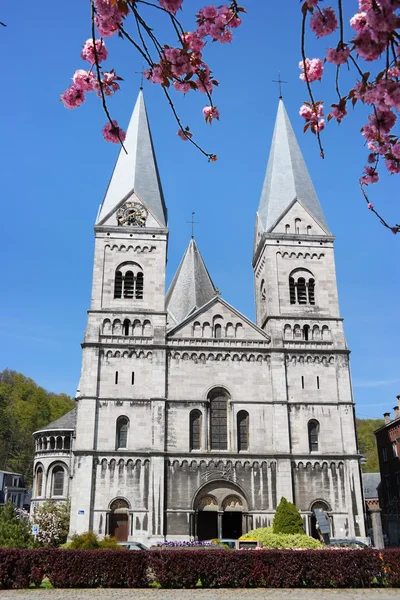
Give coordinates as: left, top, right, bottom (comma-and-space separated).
257, 99, 330, 233
166, 238, 218, 325
96, 89, 167, 226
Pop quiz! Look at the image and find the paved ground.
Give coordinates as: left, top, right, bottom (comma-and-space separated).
1, 590, 399, 600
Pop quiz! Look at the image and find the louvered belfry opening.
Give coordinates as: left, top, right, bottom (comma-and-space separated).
135, 272, 144, 299
289, 270, 316, 306
124, 271, 134, 298
114, 271, 123, 298
114, 265, 144, 300
297, 278, 307, 304
308, 279, 315, 305
289, 277, 296, 304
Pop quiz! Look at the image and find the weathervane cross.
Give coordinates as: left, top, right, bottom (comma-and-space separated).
272, 72, 287, 99
187, 211, 199, 239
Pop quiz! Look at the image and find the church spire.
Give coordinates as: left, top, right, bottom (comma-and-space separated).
257, 99, 330, 234
166, 238, 218, 326
96, 89, 167, 226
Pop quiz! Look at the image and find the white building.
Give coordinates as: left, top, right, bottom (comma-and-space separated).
32, 90, 366, 544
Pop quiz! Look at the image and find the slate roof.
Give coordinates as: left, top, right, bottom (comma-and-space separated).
166, 238, 218, 326
257, 99, 330, 233
362, 472, 381, 499
96, 89, 167, 226
38, 408, 77, 432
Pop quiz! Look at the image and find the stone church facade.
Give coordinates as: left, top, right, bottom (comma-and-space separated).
32, 90, 366, 544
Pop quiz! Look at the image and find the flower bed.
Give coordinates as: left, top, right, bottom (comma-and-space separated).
0, 548, 399, 589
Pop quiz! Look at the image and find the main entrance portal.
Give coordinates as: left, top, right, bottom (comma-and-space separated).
194, 482, 247, 541
109, 498, 130, 542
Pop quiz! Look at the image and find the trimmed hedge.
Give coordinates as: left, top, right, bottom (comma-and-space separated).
0, 548, 399, 589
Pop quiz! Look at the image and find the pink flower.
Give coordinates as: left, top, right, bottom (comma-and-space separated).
367, 153, 376, 164
182, 31, 205, 53
94, 0, 125, 37
81, 39, 108, 64
361, 165, 379, 184
61, 85, 86, 109
158, 0, 183, 14
177, 128, 192, 141
203, 6, 218, 19
73, 69, 97, 91
385, 158, 400, 174
202, 105, 220, 123
102, 120, 126, 143
368, 108, 397, 134
307, 0, 319, 6
300, 105, 313, 120
367, 203, 374, 209
329, 104, 347, 122
350, 12, 367, 31
391, 143, 400, 159
315, 118, 325, 132
353, 28, 387, 61
326, 46, 351, 65
173, 80, 191, 93
101, 70, 121, 96
299, 58, 324, 82
310, 7, 338, 38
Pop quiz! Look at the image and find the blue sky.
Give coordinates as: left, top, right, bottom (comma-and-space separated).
1, 2, 399, 419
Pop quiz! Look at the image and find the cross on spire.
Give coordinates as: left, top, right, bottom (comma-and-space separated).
187, 211, 199, 238
135, 65, 145, 89
272, 72, 287, 99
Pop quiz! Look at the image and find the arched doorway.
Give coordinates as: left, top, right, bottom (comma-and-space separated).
310, 500, 330, 540
194, 481, 248, 541
109, 498, 130, 542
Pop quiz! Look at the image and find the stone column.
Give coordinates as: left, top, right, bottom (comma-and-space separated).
370, 507, 385, 549
218, 512, 223, 539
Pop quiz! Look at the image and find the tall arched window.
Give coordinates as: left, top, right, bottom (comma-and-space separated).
52, 466, 65, 496
36, 467, 43, 496
116, 416, 129, 449
308, 279, 315, 305
123, 319, 130, 336
214, 324, 222, 338
124, 271, 134, 298
308, 420, 319, 452
209, 389, 228, 450
190, 410, 202, 450
237, 410, 249, 451
289, 277, 296, 304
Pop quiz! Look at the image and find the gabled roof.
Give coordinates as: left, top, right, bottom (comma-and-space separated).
166, 238, 218, 326
96, 89, 167, 226
35, 408, 77, 433
167, 295, 271, 342
257, 99, 330, 234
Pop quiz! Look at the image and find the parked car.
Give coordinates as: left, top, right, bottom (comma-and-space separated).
220, 538, 237, 549
328, 539, 369, 548
118, 541, 149, 550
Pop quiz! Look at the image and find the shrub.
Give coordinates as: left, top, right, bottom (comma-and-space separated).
272, 497, 305, 535
31, 500, 70, 547
381, 549, 400, 586
46, 549, 148, 588
67, 531, 121, 550
0, 549, 48, 589
241, 527, 323, 549
0, 502, 36, 549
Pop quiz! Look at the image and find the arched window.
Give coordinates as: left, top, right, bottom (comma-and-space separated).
36, 467, 43, 497
303, 325, 310, 341
123, 319, 130, 336
237, 410, 249, 451
214, 324, 222, 338
295, 218, 301, 234
52, 466, 65, 496
114, 271, 123, 298
64, 436, 71, 450
308, 420, 319, 452
124, 271, 134, 298
116, 417, 129, 449
114, 263, 144, 300
190, 410, 202, 451
49, 437, 55, 450
56, 436, 62, 450
289, 269, 316, 306
209, 389, 228, 450
285, 224, 290, 234
136, 272, 144, 299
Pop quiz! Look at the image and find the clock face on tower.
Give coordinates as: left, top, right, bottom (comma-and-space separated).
116, 201, 148, 227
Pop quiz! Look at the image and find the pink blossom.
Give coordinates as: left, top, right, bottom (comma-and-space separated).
81, 39, 108, 64
102, 120, 126, 143
73, 69, 97, 91
367, 153, 376, 164
182, 31, 205, 53
94, 0, 124, 37
315, 118, 325, 131
307, 0, 319, 6
158, 0, 183, 14
299, 58, 324, 82
101, 70, 121, 96
177, 128, 193, 141
173, 80, 191, 93
367, 203, 374, 209
391, 143, 400, 159
202, 105, 220, 123
385, 158, 400, 174
310, 7, 338, 38
61, 85, 86, 109
368, 108, 397, 133
361, 165, 379, 184
300, 105, 314, 120
202, 6, 218, 19
326, 46, 351, 65
329, 104, 347, 122
350, 12, 367, 31
353, 28, 387, 61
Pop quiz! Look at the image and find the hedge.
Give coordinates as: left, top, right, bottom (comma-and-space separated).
0, 548, 399, 589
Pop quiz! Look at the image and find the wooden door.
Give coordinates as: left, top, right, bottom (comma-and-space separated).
110, 513, 129, 541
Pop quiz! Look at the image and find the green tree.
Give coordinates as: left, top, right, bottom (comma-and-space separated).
356, 418, 384, 473
272, 497, 305, 535
0, 369, 74, 486
0, 501, 35, 549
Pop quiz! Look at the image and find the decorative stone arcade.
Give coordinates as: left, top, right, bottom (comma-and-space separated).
193, 481, 249, 541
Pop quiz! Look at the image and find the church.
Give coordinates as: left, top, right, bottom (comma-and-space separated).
32, 89, 366, 544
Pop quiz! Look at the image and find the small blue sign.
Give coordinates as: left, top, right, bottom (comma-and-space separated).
32, 525, 39, 536
78, 510, 85, 515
